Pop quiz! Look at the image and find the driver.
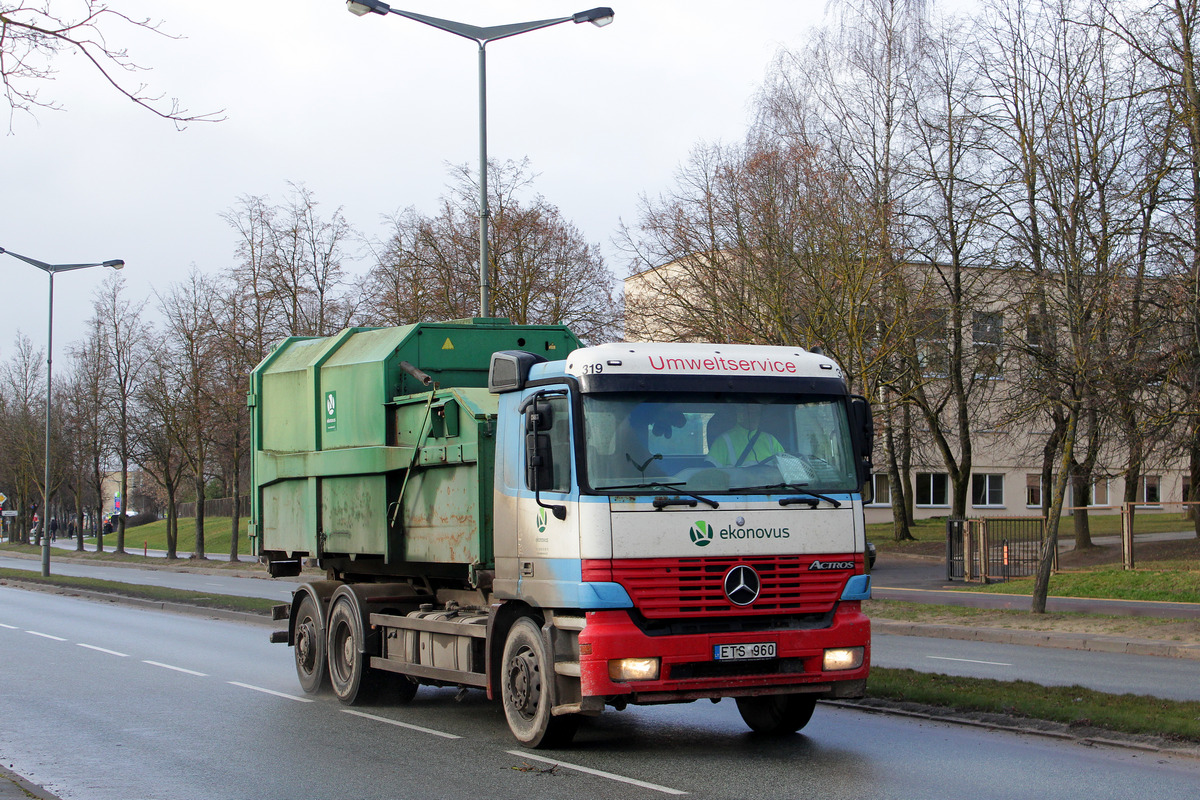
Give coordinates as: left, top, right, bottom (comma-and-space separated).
708, 405, 784, 466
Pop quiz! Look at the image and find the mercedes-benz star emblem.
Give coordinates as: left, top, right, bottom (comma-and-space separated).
723, 565, 761, 606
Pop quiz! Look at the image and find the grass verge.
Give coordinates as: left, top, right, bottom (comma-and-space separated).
866, 667, 1200, 744
0, 568, 277, 615
15, 516, 254, 557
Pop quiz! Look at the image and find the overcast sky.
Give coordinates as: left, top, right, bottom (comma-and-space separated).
2, 1, 828, 359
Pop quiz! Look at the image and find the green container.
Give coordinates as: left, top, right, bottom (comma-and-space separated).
249, 320, 579, 573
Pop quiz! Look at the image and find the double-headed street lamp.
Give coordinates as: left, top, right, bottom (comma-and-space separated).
0, 247, 124, 577
346, 1, 614, 319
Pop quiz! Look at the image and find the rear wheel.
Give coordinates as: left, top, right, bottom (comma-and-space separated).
501, 618, 579, 748
293, 593, 328, 694
736, 694, 817, 734
326, 590, 383, 705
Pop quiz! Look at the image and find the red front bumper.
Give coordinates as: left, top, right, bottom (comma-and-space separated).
577, 602, 870, 702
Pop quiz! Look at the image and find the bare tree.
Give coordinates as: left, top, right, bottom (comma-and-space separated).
365, 159, 620, 343
156, 269, 220, 560
92, 273, 150, 554
0, 335, 45, 544
134, 343, 189, 559
0, 1, 222, 128
264, 183, 357, 338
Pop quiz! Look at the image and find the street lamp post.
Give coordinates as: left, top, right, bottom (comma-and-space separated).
346, 1, 614, 319
0, 247, 124, 577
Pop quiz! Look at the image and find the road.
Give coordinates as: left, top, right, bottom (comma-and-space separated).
5, 554, 1200, 702
2, 587, 1198, 800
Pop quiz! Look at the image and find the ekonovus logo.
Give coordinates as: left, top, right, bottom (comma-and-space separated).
537, 507, 547, 533
689, 520, 714, 547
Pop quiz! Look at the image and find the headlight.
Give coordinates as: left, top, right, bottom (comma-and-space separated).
823, 647, 864, 671
608, 657, 660, 681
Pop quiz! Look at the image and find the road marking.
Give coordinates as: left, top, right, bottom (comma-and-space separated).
928, 656, 1012, 666
0, 623, 18, 629
78, 643, 129, 657
144, 660, 208, 677
228, 681, 314, 703
27, 631, 67, 641
342, 709, 461, 739
505, 751, 688, 796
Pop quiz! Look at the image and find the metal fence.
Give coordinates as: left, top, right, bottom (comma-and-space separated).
947, 516, 1050, 583
178, 495, 250, 519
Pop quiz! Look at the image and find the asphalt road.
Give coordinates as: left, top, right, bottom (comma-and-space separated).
3, 587, 1199, 800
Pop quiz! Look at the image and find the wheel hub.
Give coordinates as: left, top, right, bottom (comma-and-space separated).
507, 650, 539, 717
296, 622, 317, 671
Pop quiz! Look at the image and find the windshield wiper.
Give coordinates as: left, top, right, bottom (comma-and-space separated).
596, 481, 719, 510
728, 482, 843, 508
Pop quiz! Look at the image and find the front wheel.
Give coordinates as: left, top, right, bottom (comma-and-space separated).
736, 694, 817, 734
501, 618, 579, 748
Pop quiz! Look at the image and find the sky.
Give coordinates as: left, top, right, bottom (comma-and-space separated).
2, 1, 830, 358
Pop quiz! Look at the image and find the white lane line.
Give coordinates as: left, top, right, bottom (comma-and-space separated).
26, 631, 68, 641
928, 656, 1012, 667
78, 643, 129, 657
228, 681, 314, 703
0, 623, 19, 629
143, 660, 208, 677
506, 751, 688, 796
341, 709, 461, 739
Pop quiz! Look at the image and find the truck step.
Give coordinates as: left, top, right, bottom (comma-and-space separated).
552, 616, 586, 632
553, 660, 581, 678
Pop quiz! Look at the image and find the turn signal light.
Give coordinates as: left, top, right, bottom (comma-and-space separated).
823, 647, 864, 671
608, 657, 660, 681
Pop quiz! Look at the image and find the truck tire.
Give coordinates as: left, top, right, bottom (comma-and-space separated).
735, 694, 817, 734
500, 617, 579, 748
294, 593, 328, 694
326, 590, 383, 705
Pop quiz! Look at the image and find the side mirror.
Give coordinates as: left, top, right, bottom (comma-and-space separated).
523, 395, 567, 520
849, 395, 874, 488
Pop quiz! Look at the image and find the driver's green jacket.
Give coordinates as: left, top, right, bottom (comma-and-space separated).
709, 425, 785, 466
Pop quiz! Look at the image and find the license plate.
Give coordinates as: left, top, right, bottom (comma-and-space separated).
713, 641, 776, 661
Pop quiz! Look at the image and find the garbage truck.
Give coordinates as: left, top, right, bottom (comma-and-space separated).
251, 319, 874, 748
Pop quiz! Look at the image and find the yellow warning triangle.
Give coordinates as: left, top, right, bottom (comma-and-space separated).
442, 338, 454, 350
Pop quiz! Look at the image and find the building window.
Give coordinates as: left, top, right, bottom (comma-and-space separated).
972, 473, 1004, 507
1026, 474, 1042, 508
973, 310, 1003, 378
1141, 475, 1161, 506
1090, 479, 1109, 507
916, 308, 949, 377
916, 472, 950, 506
1026, 312, 1050, 352
868, 473, 891, 506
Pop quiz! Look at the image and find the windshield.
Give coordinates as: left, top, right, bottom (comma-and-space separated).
582, 392, 858, 495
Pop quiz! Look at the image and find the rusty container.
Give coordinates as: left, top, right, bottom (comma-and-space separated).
248, 319, 579, 573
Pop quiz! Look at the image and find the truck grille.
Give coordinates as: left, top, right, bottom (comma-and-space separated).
585, 555, 859, 619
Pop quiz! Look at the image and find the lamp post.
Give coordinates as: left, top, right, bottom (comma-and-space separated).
346, 1, 614, 319
0, 247, 124, 577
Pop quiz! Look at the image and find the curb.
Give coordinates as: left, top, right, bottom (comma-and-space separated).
0, 765, 59, 800
872, 619, 1200, 660
823, 699, 1200, 761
